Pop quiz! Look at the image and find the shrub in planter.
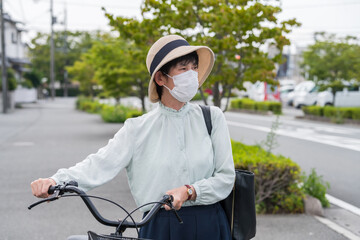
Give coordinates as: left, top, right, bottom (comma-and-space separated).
241, 98, 256, 110
323, 106, 336, 118
101, 105, 126, 123
352, 108, 360, 120
255, 101, 269, 112
230, 98, 243, 109
302, 106, 323, 117
268, 101, 282, 114
76, 97, 105, 114
338, 107, 353, 119
232, 140, 304, 214
126, 109, 143, 119
101, 105, 143, 123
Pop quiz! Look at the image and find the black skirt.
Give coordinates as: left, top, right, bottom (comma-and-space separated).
139, 202, 231, 240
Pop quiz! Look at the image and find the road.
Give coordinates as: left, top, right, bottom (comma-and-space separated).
225, 110, 360, 208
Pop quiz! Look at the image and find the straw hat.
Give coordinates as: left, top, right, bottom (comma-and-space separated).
146, 35, 215, 103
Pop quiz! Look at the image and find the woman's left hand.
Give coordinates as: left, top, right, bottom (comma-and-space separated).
165, 186, 188, 211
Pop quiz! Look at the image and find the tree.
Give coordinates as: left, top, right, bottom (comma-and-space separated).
66, 54, 97, 97
302, 33, 360, 94
0, 68, 17, 91
105, 0, 300, 110
28, 31, 102, 91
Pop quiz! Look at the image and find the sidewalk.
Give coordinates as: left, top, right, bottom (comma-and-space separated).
0, 97, 358, 240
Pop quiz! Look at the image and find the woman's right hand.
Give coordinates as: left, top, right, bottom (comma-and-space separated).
31, 178, 56, 198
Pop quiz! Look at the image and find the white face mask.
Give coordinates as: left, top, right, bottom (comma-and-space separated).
163, 70, 199, 103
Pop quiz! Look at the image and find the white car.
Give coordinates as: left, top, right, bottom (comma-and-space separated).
292, 81, 318, 108
280, 85, 294, 104
316, 90, 334, 107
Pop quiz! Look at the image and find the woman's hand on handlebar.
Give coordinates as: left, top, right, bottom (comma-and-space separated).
31, 178, 56, 198
165, 186, 189, 211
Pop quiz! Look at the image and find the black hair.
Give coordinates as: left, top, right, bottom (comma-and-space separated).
154, 51, 199, 100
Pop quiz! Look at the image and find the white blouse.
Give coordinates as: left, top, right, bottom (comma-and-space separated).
51, 102, 235, 212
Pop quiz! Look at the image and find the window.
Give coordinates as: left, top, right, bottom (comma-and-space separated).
11, 32, 17, 43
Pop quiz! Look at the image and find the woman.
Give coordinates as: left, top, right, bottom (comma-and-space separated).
31, 35, 235, 240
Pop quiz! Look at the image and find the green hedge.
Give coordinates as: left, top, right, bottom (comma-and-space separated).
76, 97, 105, 114
302, 106, 323, 116
230, 98, 282, 114
303, 106, 360, 120
101, 105, 142, 123
76, 97, 143, 123
232, 140, 304, 214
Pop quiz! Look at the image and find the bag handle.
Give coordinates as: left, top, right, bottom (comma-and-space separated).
199, 105, 212, 136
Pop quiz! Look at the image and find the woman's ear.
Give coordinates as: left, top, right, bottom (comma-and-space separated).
154, 71, 166, 86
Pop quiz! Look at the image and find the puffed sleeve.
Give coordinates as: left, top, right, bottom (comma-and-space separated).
192, 106, 235, 204
50, 119, 134, 192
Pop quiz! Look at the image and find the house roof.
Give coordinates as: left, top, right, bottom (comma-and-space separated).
8, 57, 31, 65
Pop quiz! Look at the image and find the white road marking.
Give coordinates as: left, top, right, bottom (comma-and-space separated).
314, 216, 360, 240
227, 121, 360, 152
326, 194, 360, 217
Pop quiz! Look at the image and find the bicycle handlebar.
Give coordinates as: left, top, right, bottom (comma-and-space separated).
28, 181, 181, 229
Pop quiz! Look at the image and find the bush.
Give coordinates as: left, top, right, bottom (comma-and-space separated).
230, 98, 282, 114
302, 106, 323, 116
21, 79, 34, 89
302, 169, 330, 207
338, 107, 353, 119
0, 69, 18, 91
268, 101, 282, 114
352, 108, 360, 120
76, 97, 143, 123
255, 101, 269, 112
241, 98, 256, 110
304, 106, 360, 121
232, 140, 304, 214
230, 98, 243, 109
101, 105, 143, 123
76, 97, 104, 114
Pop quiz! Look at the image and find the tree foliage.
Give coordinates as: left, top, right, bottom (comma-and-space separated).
302, 33, 360, 89
105, 0, 300, 109
28, 31, 101, 87
67, 34, 149, 110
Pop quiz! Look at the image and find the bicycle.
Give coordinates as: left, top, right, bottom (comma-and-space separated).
28, 181, 183, 240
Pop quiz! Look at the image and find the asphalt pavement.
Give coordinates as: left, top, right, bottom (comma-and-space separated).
0, 97, 359, 240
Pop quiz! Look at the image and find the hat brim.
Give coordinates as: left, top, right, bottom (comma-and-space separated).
148, 45, 214, 103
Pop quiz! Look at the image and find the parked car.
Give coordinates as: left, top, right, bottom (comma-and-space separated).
280, 85, 295, 104
316, 89, 334, 107
292, 81, 318, 108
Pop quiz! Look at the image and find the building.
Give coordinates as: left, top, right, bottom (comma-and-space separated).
1, 13, 31, 81
1, 13, 33, 112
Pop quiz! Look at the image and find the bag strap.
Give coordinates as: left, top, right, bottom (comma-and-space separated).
199, 105, 212, 136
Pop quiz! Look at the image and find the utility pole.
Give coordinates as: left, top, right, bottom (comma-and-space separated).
0, 0, 7, 113
50, 0, 55, 100
63, 2, 68, 97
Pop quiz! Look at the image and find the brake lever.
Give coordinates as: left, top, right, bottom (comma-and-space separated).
28, 194, 60, 210
166, 199, 183, 224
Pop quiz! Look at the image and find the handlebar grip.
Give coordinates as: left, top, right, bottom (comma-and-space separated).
48, 186, 56, 194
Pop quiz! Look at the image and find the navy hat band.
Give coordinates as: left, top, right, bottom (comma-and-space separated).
149, 39, 190, 76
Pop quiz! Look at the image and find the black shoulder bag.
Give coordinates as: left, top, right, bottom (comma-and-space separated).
199, 105, 256, 240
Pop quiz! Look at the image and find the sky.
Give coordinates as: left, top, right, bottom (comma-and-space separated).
4, 0, 360, 48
